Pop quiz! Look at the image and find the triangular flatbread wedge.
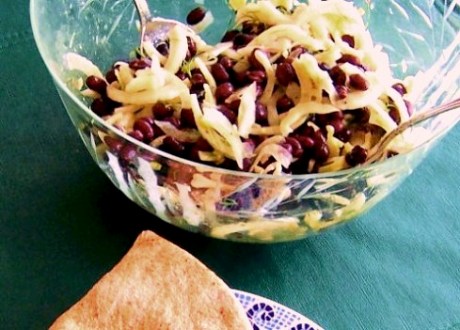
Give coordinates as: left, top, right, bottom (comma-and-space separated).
50, 231, 252, 330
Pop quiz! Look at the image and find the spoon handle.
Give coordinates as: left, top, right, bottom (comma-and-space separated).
366, 97, 460, 164
133, 0, 152, 27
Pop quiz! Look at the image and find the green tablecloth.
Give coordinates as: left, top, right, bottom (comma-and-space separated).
1, 1, 459, 329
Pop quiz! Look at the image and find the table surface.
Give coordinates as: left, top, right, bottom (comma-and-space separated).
1, 1, 460, 329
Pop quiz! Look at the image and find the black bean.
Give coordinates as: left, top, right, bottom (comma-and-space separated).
108, 99, 121, 110
341, 35, 355, 48
180, 108, 196, 128
392, 83, 407, 95
255, 102, 268, 125
249, 134, 266, 147
353, 108, 370, 124
104, 136, 124, 154
220, 158, 243, 171
221, 30, 239, 43
219, 56, 234, 70
276, 95, 294, 113
215, 82, 234, 103
329, 119, 344, 133
91, 98, 113, 117
141, 116, 155, 125
228, 99, 241, 112
192, 66, 202, 75
86, 75, 107, 95
346, 145, 368, 166
119, 144, 137, 162
233, 33, 254, 49
129, 58, 151, 71
274, 56, 286, 67
313, 130, 327, 146
211, 63, 230, 83
176, 71, 188, 80
190, 85, 205, 97
162, 136, 185, 154
314, 143, 330, 163
189, 138, 213, 162
297, 123, 316, 137
153, 103, 174, 120
186, 7, 207, 25
329, 111, 344, 121
218, 105, 237, 124
248, 48, 267, 70
242, 21, 265, 35
189, 146, 203, 162
337, 54, 362, 66
128, 130, 144, 141
335, 128, 352, 142
246, 70, 266, 84
133, 118, 155, 142
285, 137, 303, 158
329, 66, 346, 86
389, 107, 401, 124
138, 150, 157, 162
195, 137, 213, 152
276, 61, 296, 86
353, 146, 368, 163
231, 70, 248, 87
190, 73, 206, 88
152, 122, 164, 136
156, 42, 169, 56
186, 37, 197, 60
335, 85, 349, 99
105, 68, 118, 84
290, 157, 310, 174
387, 150, 400, 158
314, 114, 330, 128
295, 135, 315, 149
349, 74, 369, 91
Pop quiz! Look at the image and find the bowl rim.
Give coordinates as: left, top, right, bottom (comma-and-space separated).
29, 0, 460, 181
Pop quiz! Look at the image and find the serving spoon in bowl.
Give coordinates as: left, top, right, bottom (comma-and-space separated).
365, 97, 460, 164
133, 0, 195, 48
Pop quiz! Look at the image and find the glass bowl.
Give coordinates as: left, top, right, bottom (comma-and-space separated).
30, 0, 460, 243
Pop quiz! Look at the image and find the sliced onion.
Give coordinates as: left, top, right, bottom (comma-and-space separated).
154, 120, 201, 143
250, 143, 293, 172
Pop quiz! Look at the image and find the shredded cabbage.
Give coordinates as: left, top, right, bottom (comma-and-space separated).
237, 83, 258, 138
191, 95, 245, 168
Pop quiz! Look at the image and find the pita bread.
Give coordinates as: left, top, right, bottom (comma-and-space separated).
50, 231, 252, 330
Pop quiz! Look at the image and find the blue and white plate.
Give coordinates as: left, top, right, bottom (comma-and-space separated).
233, 290, 323, 330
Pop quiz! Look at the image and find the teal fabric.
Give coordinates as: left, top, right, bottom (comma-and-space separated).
1, 1, 459, 329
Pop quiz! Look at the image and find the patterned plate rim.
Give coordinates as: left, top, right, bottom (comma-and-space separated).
233, 289, 324, 330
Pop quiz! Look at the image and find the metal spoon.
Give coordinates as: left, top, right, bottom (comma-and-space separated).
365, 97, 460, 164
133, 0, 194, 48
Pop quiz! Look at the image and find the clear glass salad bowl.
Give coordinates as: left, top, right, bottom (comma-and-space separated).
31, 0, 460, 243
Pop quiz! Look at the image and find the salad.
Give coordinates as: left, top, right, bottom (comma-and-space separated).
70, 0, 416, 175
65, 0, 420, 241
